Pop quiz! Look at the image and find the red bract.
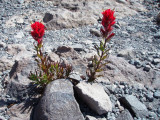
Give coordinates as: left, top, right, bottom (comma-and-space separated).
31, 22, 45, 44
101, 9, 115, 38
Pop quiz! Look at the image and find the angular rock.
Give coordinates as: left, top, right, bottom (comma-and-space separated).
103, 55, 160, 88
116, 0, 127, 4
152, 58, 160, 65
145, 92, 154, 102
153, 90, 160, 99
116, 109, 133, 120
117, 47, 135, 60
44, 0, 146, 29
90, 28, 101, 37
33, 79, 84, 120
5, 59, 37, 101
43, 13, 53, 23
119, 95, 148, 118
74, 82, 112, 115
156, 12, 160, 24
61, 2, 79, 11
86, 115, 98, 120
48, 52, 60, 62
71, 44, 84, 52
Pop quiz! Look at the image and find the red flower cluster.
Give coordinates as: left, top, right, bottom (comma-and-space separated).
101, 9, 115, 39
31, 22, 45, 44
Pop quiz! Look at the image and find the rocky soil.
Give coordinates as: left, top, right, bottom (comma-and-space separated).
0, 0, 160, 120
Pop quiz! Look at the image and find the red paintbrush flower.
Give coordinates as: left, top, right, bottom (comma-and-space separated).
31, 22, 45, 44
101, 9, 115, 38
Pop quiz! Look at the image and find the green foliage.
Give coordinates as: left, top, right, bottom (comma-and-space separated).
86, 38, 110, 82
29, 44, 72, 89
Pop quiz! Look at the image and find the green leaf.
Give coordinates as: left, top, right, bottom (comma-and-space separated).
101, 55, 107, 61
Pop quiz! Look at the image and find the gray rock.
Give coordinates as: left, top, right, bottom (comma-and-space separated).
43, 13, 53, 23
116, 0, 127, 4
0, 116, 5, 120
134, 59, 142, 68
116, 109, 133, 120
154, 31, 160, 39
126, 26, 136, 34
86, 115, 98, 120
33, 79, 84, 120
148, 112, 158, 120
145, 92, 153, 102
6, 59, 37, 101
117, 48, 135, 60
156, 12, 160, 24
74, 82, 112, 115
17, 0, 24, 4
150, 27, 157, 32
71, 44, 84, 52
153, 90, 160, 99
90, 28, 101, 37
152, 58, 160, 65
143, 65, 150, 72
61, 2, 79, 11
157, 107, 160, 114
119, 95, 148, 118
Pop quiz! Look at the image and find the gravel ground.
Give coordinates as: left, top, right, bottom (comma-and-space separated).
0, 0, 160, 120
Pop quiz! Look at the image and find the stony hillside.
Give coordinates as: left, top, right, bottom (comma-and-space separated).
0, 0, 160, 120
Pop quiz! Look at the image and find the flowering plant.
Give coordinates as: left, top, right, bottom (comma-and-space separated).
29, 22, 72, 90
87, 9, 116, 82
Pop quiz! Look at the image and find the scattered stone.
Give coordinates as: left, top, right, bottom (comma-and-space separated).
43, 13, 53, 23
156, 12, 160, 24
48, 52, 60, 62
17, 0, 24, 4
134, 59, 142, 68
148, 111, 158, 120
16, 18, 24, 24
152, 58, 160, 65
154, 31, 160, 39
0, 42, 6, 48
117, 48, 135, 60
157, 107, 160, 114
116, 0, 127, 4
14, 31, 24, 39
86, 115, 98, 120
119, 95, 148, 118
90, 28, 101, 37
153, 90, 160, 99
71, 44, 84, 52
145, 92, 154, 102
33, 79, 84, 120
116, 109, 133, 120
74, 81, 112, 115
143, 65, 150, 72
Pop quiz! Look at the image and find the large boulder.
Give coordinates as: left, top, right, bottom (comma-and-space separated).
102, 55, 160, 88
33, 79, 84, 120
74, 81, 112, 115
44, 0, 146, 30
